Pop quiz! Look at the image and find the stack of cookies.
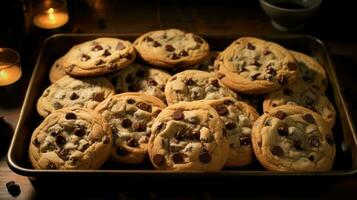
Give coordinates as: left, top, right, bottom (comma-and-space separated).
29, 29, 336, 172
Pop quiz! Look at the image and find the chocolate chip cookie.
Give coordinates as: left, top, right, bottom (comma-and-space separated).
148, 102, 229, 171
134, 29, 210, 68
29, 107, 112, 170
110, 63, 171, 102
214, 37, 299, 95
49, 55, 67, 83
37, 75, 115, 117
164, 70, 237, 105
290, 50, 328, 91
188, 51, 220, 72
263, 82, 336, 127
205, 97, 259, 167
62, 37, 136, 77
252, 105, 336, 171
95, 93, 166, 164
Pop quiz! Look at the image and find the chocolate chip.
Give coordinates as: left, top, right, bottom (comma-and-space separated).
136, 70, 147, 78
271, 146, 284, 156
6, 181, 21, 196
211, 79, 219, 87
225, 122, 236, 130
171, 53, 180, 60
121, 118, 132, 128
193, 35, 203, 44
199, 150, 211, 163
33, 138, 40, 147
179, 50, 188, 57
133, 122, 146, 132
247, 43, 255, 50
127, 137, 139, 147
55, 135, 66, 146
153, 41, 161, 47
47, 162, 57, 169
238, 66, 247, 73
308, 155, 314, 161
293, 140, 302, 150
240, 136, 251, 145
252, 60, 262, 67
125, 74, 135, 83
116, 42, 125, 50
251, 73, 261, 81
74, 127, 86, 137
217, 73, 225, 79
175, 130, 186, 140
302, 114, 315, 124
103, 135, 110, 144
192, 129, 201, 140
224, 99, 234, 105
275, 111, 287, 120
70, 92, 79, 100
156, 122, 164, 131
287, 62, 297, 70
263, 50, 271, 55
153, 154, 165, 165
92, 44, 103, 51
81, 54, 91, 62
53, 102, 63, 110
143, 37, 153, 42
102, 49, 112, 57
116, 146, 129, 156
185, 78, 195, 85
172, 153, 184, 164
266, 65, 277, 75
216, 105, 228, 116
65, 112, 77, 120
278, 75, 288, 85
126, 98, 135, 104
81, 143, 90, 151
165, 44, 175, 52
172, 110, 184, 120
171, 76, 177, 81
93, 92, 105, 102
136, 102, 152, 112
310, 136, 320, 148
148, 79, 158, 86
277, 123, 289, 136
264, 119, 272, 126
58, 149, 70, 160
326, 135, 334, 146
272, 103, 277, 107
96, 59, 105, 65
283, 88, 293, 96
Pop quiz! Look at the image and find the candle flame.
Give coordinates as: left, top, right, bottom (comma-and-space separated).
47, 8, 56, 24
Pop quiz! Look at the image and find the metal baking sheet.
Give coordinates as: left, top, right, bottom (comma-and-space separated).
7, 33, 357, 179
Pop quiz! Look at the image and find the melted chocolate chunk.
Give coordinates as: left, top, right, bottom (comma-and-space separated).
153, 41, 161, 47
283, 88, 293, 96
225, 122, 236, 130
193, 35, 203, 44
55, 135, 66, 146
33, 138, 40, 147
92, 44, 103, 51
165, 44, 175, 52
277, 123, 289, 136
308, 155, 314, 161
252, 60, 262, 67
310, 136, 320, 148
121, 118, 132, 128
70, 92, 79, 100
278, 75, 288, 85
238, 66, 247, 73
302, 114, 315, 124
96, 59, 105, 66
148, 79, 158, 86
116, 146, 129, 156
266, 65, 277, 75
293, 140, 302, 150
58, 149, 70, 160
143, 37, 153, 42
53, 102, 63, 110
133, 122, 146, 132
271, 146, 284, 156
216, 105, 228, 116
153, 154, 165, 165
263, 50, 271, 55
251, 73, 261, 81
274, 111, 287, 120
136, 102, 152, 112
102, 49, 111, 57
116, 42, 125, 50
172, 110, 184, 120
172, 153, 184, 164
126, 98, 135, 104
156, 122, 164, 131
74, 126, 86, 137
185, 78, 195, 85
224, 99, 234, 105
240, 136, 251, 145
171, 53, 180, 60
127, 137, 139, 147
326, 135, 334, 146
199, 151, 211, 163
81, 54, 91, 62
179, 50, 188, 57
175, 130, 186, 140
93, 92, 105, 102
211, 80, 219, 87
287, 62, 298, 70
247, 43, 255, 50
65, 112, 77, 120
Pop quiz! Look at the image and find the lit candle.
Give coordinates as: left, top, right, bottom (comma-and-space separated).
0, 62, 22, 86
33, 7, 69, 29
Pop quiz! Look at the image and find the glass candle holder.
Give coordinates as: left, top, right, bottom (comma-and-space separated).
32, 0, 69, 29
0, 48, 22, 86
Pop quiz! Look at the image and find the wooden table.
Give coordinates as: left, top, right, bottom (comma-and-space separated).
1, 0, 357, 199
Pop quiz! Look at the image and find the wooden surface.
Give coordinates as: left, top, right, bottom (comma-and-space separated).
1, 0, 357, 199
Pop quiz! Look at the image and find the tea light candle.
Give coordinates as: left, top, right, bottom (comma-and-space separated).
32, 0, 69, 29
0, 48, 22, 86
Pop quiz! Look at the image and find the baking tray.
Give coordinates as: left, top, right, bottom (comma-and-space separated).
7, 33, 357, 181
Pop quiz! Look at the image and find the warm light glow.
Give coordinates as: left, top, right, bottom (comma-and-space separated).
47, 8, 56, 24
0, 65, 22, 86
0, 70, 9, 80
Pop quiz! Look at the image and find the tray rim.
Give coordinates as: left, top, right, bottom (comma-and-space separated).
7, 33, 357, 177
